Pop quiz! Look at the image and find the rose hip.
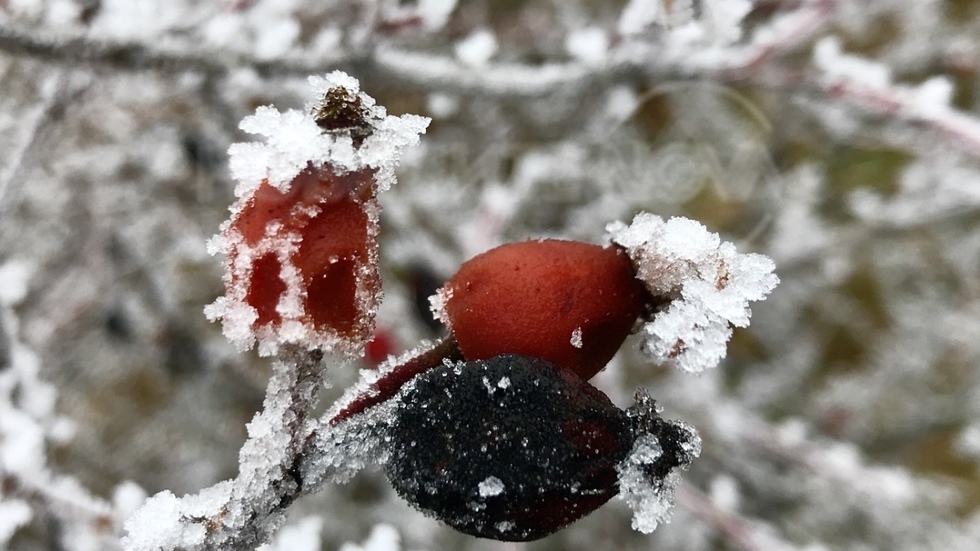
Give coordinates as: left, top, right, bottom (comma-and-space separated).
438, 240, 648, 380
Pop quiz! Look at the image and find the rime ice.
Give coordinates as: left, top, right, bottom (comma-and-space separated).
478, 476, 505, 497
608, 213, 779, 373
618, 391, 702, 534
207, 72, 430, 356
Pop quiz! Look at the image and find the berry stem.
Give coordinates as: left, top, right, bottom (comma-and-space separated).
329, 334, 463, 425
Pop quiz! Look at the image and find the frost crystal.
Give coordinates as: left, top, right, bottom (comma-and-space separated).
478, 476, 505, 497
0, 500, 32, 548
570, 327, 584, 349
339, 524, 402, 551
618, 437, 669, 533
258, 517, 323, 551
608, 213, 778, 373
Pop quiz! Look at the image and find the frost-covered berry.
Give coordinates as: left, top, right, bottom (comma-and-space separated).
205, 72, 429, 356
433, 240, 648, 381
384, 354, 632, 541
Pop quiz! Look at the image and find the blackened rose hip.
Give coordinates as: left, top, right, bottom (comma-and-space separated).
384, 354, 632, 541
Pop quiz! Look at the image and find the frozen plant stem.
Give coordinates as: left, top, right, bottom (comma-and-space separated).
122, 345, 330, 551
222, 345, 326, 549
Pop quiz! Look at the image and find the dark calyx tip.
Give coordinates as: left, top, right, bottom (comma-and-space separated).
626, 389, 700, 482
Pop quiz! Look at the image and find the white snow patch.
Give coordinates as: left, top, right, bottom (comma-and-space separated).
259, 516, 323, 551
608, 213, 778, 373
455, 30, 497, 67
339, 524, 401, 551
0, 500, 32, 547
494, 520, 515, 533
566, 27, 608, 65
478, 476, 505, 497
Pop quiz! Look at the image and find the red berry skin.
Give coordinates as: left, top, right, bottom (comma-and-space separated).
441, 240, 647, 380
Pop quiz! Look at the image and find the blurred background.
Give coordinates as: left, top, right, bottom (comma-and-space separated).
1, 1, 979, 550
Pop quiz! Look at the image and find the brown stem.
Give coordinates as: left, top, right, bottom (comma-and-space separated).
328, 334, 463, 425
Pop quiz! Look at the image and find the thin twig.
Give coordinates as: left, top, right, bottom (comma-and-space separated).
0, 71, 87, 215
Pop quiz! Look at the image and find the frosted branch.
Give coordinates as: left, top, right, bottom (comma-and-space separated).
122, 346, 328, 551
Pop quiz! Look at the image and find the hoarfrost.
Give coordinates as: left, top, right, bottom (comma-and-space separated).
494, 521, 515, 533
455, 30, 498, 67
339, 524, 401, 551
477, 476, 505, 497
566, 27, 608, 65
0, 500, 32, 547
617, 434, 675, 533
618, 0, 663, 36
208, 71, 430, 355
258, 516, 323, 551
227, 71, 430, 197
570, 327, 584, 349
608, 213, 778, 373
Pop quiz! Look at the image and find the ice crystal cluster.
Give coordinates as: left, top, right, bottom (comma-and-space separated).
2, 1, 980, 551
609, 213, 779, 373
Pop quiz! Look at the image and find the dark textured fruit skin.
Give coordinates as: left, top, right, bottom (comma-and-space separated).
384, 354, 632, 541
441, 240, 648, 381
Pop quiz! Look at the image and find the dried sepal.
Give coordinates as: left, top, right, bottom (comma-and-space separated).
607, 213, 779, 373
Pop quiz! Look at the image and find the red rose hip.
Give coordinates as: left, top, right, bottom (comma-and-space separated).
437, 240, 648, 380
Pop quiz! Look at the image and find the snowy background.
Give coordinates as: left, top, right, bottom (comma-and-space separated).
2, 0, 980, 550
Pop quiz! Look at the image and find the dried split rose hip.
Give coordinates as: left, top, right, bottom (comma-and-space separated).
436, 240, 649, 380
384, 354, 631, 541
203, 73, 432, 356
229, 166, 380, 349
224, 167, 381, 354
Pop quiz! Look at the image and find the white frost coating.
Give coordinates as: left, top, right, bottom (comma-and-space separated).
0, 500, 32, 547
228, 71, 430, 197
455, 30, 498, 67
428, 286, 453, 326
617, 433, 672, 533
339, 524, 401, 551
814, 37, 891, 90
495, 521, 515, 533
618, 0, 663, 36
258, 516, 323, 551
570, 327, 584, 349
497, 376, 511, 389
121, 491, 207, 550
478, 476, 505, 497
608, 213, 779, 373
566, 27, 608, 65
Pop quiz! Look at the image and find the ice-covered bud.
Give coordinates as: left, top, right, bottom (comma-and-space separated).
206, 72, 430, 356
607, 213, 779, 373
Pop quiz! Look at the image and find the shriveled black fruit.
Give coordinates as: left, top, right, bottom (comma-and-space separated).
384, 354, 632, 541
